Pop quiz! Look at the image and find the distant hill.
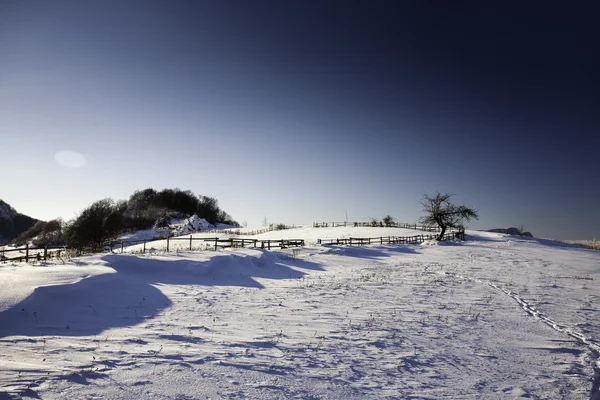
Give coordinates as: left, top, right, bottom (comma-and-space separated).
0, 200, 40, 245
487, 227, 534, 237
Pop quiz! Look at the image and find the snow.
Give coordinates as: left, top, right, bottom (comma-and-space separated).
0, 228, 598, 399
172, 215, 212, 235
118, 229, 171, 242
116, 216, 238, 244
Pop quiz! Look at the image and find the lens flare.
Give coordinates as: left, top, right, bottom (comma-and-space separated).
54, 151, 86, 168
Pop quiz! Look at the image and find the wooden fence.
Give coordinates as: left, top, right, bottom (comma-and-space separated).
0, 244, 68, 263
205, 225, 301, 236
317, 230, 464, 246
312, 221, 445, 232
1, 226, 465, 264
106, 236, 305, 254
0, 237, 305, 263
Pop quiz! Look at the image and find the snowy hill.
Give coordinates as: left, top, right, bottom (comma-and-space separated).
0, 228, 599, 398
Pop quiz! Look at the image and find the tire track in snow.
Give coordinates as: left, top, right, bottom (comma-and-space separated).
424, 265, 600, 399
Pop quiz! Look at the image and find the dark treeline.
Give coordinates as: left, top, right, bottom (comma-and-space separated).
0, 200, 39, 245
13, 188, 238, 250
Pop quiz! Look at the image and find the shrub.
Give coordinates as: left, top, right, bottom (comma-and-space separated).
14, 221, 46, 246
382, 215, 395, 227
64, 199, 122, 251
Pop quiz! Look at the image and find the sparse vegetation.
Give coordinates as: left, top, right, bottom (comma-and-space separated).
14, 219, 65, 247
271, 223, 288, 231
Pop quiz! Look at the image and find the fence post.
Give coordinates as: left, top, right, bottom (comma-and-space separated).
143, 239, 146, 254
190, 235, 193, 251
43, 246, 48, 261
214, 237, 218, 251
380, 236, 383, 244
25, 244, 29, 263
121, 242, 124, 253
167, 236, 170, 252
268, 240, 271, 250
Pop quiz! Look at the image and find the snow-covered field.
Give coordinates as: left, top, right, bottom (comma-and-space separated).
0, 228, 598, 399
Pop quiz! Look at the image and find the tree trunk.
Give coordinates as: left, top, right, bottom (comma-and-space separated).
437, 225, 446, 241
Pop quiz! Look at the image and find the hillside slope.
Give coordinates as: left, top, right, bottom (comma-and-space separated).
0, 200, 39, 245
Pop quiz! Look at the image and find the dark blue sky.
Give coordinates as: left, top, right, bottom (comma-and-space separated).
0, 1, 598, 239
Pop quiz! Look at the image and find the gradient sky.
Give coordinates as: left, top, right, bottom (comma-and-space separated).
1, 1, 598, 239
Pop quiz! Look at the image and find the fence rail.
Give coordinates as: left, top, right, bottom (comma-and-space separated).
106, 236, 305, 254
317, 231, 463, 246
201, 225, 302, 236
0, 244, 68, 263
312, 221, 447, 232
2, 226, 465, 264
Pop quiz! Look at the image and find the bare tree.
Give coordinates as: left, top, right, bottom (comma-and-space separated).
419, 192, 478, 240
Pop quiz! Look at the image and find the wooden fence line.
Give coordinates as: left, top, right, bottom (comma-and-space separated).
2, 227, 465, 263
202, 225, 302, 236
317, 231, 463, 246
105, 236, 305, 254
0, 244, 68, 263
312, 221, 450, 232
0, 237, 306, 262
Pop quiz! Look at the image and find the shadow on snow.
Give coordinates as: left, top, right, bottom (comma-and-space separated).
322, 244, 421, 260
0, 251, 323, 338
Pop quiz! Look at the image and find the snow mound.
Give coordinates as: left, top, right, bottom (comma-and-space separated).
173, 215, 213, 236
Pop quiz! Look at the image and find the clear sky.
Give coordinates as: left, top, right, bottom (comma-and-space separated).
1, 1, 598, 239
